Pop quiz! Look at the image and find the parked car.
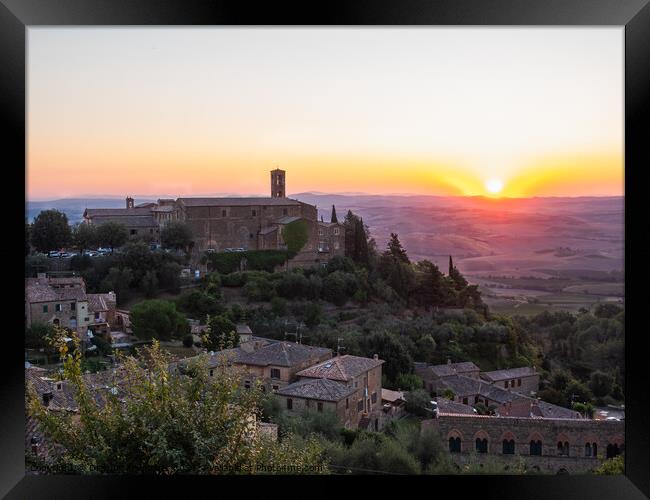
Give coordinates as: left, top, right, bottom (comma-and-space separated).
48, 251, 61, 258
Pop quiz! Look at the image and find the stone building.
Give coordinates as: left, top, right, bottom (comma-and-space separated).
422, 411, 624, 474
83, 169, 346, 269
415, 360, 481, 394
276, 354, 385, 430
176, 338, 333, 393
25, 273, 117, 336
480, 366, 540, 396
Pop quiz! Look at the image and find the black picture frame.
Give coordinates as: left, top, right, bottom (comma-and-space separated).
2, 0, 648, 497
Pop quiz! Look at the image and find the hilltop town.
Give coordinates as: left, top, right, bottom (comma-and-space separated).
24, 170, 625, 475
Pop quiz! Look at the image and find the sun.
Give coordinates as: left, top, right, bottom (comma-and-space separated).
485, 178, 504, 195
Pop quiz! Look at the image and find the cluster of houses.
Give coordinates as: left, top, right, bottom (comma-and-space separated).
24, 272, 623, 474
25, 273, 134, 358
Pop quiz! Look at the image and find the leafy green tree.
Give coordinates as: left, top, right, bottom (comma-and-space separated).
565, 379, 593, 405
415, 335, 437, 363
414, 260, 448, 308
589, 371, 614, 399
386, 233, 410, 264
100, 267, 133, 304
25, 220, 31, 256
96, 222, 129, 253
158, 261, 182, 293
25, 322, 55, 349
182, 334, 195, 348
360, 331, 413, 383
593, 303, 623, 319
395, 373, 423, 392
26, 333, 326, 474
304, 303, 322, 328
275, 272, 311, 299
161, 221, 194, 252
270, 297, 287, 316
72, 223, 98, 254
25, 254, 49, 277
281, 219, 309, 255
130, 299, 189, 341
30, 210, 72, 252
176, 290, 225, 320
442, 388, 455, 401
204, 314, 238, 351
140, 270, 159, 298
594, 455, 624, 475
322, 271, 357, 306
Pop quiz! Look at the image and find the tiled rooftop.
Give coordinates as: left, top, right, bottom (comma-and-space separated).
481, 366, 537, 382
296, 354, 383, 382
277, 378, 356, 402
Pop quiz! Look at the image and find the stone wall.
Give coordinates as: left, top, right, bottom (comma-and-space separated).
422, 413, 624, 474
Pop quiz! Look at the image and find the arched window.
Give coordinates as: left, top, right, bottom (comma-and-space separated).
585, 443, 592, 457
564, 441, 570, 456
606, 443, 620, 459
592, 443, 598, 457
502, 439, 515, 455
476, 438, 488, 453
529, 440, 542, 456
449, 437, 461, 453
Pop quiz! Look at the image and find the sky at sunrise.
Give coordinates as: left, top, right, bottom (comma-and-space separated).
27, 27, 623, 201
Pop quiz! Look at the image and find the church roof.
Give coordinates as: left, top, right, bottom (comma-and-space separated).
84, 208, 152, 217
177, 197, 304, 207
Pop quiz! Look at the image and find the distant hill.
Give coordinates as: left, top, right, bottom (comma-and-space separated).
26, 193, 624, 277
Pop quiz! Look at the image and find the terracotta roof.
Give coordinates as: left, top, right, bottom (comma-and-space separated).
434, 397, 477, 415
417, 361, 480, 378
277, 378, 355, 402
296, 355, 383, 382
87, 293, 116, 312
274, 216, 302, 225
178, 339, 321, 370
26, 277, 88, 303
84, 208, 152, 217
381, 388, 405, 403
90, 215, 157, 228
440, 375, 517, 404
237, 342, 331, 368
481, 366, 537, 382
236, 324, 253, 335
177, 197, 304, 207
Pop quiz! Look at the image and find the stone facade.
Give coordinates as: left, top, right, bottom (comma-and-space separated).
422, 413, 624, 474
83, 169, 346, 269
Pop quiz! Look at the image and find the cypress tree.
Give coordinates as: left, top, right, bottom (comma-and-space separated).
449, 255, 454, 275
331, 205, 338, 223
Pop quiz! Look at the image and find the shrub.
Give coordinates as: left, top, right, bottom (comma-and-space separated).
130, 299, 189, 341
182, 334, 195, 348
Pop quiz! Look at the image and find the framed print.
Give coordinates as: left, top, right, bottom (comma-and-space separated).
2, 0, 649, 498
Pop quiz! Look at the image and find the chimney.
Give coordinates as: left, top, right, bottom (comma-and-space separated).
42, 391, 53, 407
373, 354, 379, 360
447, 357, 452, 365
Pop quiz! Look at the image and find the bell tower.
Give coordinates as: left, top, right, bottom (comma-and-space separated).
270, 168, 286, 198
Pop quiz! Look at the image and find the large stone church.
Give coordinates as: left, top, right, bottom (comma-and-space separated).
83, 169, 345, 268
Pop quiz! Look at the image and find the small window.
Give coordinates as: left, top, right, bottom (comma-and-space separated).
150, 228, 154, 234
317, 402, 323, 413
357, 399, 363, 412
272, 385, 279, 392
283, 209, 288, 216
333, 228, 340, 235
346, 398, 349, 409
504, 381, 509, 388
252, 209, 257, 216
244, 380, 251, 389
84, 317, 89, 322
209, 369, 214, 377
42, 305, 48, 313
70, 302, 76, 311
270, 368, 281, 379
305, 399, 310, 408
130, 229, 137, 235
371, 392, 377, 404
55, 304, 62, 312
518, 379, 522, 386
462, 397, 468, 405
286, 398, 293, 410
222, 209, 227, 217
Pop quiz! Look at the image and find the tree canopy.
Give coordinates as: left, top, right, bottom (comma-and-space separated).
130, 299, 189, 341
161, 221, 194, 252
96, 222, 129, 252
30, 210, 72, 252
26, 330, 326, 474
